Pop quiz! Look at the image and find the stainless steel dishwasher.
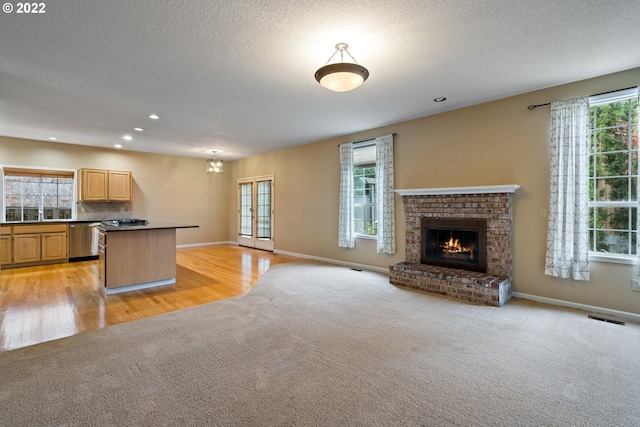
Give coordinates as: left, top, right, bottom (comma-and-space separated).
69, 222, 101, 260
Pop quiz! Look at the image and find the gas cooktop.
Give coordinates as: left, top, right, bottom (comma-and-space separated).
103, 219, 148, 226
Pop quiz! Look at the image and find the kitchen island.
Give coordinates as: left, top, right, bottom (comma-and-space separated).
97, 220, 198, 294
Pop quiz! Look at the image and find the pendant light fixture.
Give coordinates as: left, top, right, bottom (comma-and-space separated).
206, 151, 223, 174
315, 43, 369, 92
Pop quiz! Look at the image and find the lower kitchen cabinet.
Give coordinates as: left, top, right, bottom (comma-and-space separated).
13, 234, 41, 264
0, 233, 11, 265
3, 223, 69, 267
41, 232, 68, 261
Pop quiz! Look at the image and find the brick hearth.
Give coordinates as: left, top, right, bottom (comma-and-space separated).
390, 185, 519, 307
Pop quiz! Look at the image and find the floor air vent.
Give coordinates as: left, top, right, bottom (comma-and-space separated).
588, 314, 625, 326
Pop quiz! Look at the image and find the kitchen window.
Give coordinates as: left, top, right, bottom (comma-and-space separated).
2, 168, 75, 222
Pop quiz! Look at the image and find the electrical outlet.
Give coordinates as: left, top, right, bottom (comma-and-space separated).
632, 280, 640, 292
538, 208, 547, 218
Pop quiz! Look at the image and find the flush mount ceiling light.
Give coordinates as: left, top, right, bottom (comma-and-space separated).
315, 43, 369, 92
206, 151, 223, 174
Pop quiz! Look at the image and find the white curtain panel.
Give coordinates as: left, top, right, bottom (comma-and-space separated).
338, 143, 355, 248
544, 97, 590, 281
375, 134, 396, 254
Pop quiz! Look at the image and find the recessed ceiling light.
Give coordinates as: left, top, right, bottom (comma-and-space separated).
149, 114, 160, 120
114, 144, 123, 149
122, 135, 133, 141
134, 127, 144, 131
434, 97, 447, 102
48, 137, 57, 140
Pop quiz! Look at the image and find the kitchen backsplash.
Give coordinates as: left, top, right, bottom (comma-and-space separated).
76, 201, 133, 221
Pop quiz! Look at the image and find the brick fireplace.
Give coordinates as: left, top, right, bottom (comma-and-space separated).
389, 185, 520, 306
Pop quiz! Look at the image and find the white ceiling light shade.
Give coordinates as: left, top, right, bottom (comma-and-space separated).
315, 43, 369, 92
206, 151, 223, 174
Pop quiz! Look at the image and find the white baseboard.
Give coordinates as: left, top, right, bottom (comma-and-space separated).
104, 278, 175, 295
273, 249, 390, 274
177, 241, 238, 249
178, 243, 640, 322
278, 249, 640, 322
512, 292, 640, 323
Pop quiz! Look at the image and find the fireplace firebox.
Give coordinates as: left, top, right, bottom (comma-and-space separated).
421, 218, 487, 273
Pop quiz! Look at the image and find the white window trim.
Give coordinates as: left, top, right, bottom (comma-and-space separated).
586, 88, 639, 261
1, 164, 78, 222
353, 140, 377, 238
589, 252, 637, 265
355, 233, 376, 240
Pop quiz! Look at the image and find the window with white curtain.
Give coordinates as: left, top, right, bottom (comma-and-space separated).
588, 88, 639, 257
338, 134, 395, 254
353, 143, 377, 236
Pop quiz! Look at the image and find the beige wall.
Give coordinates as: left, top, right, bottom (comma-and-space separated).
231, 67, 640, 315
2, 67, 639, 315
0, 137, 230, 245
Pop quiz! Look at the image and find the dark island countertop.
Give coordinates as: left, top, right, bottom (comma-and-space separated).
96, 220, 199, 232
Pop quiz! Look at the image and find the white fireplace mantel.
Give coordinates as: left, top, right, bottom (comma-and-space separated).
395, 184, 521, 196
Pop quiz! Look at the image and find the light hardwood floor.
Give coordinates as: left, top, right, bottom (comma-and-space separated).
0, 245, 301, 352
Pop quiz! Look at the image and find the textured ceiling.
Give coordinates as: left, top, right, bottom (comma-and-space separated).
1, 0, 640, 161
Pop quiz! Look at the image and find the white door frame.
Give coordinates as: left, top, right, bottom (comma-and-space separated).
237, 174, 275, 251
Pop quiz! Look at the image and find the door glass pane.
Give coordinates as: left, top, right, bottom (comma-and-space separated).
256, 180, 271, 239
240, 183, 252, 236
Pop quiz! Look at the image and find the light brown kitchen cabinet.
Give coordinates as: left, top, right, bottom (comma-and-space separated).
78, 168, 132, 202
79, 169, 108, 201
0, 228, 12, 265
13, 234, 41, 264
107, 170, 132, 201
41, 232, 68, 261
6, 223, 68, 266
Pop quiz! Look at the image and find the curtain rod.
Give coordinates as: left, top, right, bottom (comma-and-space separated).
339, 133, 397, 146
526, 86, 638, 110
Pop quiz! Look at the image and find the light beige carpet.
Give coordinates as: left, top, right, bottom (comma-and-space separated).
1, 261, 639, 426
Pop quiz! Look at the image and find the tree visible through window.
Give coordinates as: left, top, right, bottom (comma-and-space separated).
353, 143, 377, 236
588, 91, 639, 255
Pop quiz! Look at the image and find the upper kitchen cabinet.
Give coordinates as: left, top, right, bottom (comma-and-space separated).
108, 170, 132, 201
79, 169, 108, 201
78, 169, 132, 202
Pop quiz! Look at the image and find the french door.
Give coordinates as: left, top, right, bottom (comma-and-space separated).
237, 175, 274, 251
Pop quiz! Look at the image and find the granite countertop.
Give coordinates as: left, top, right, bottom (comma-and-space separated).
3, 219, 108, 225
96, 221, 199, 232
